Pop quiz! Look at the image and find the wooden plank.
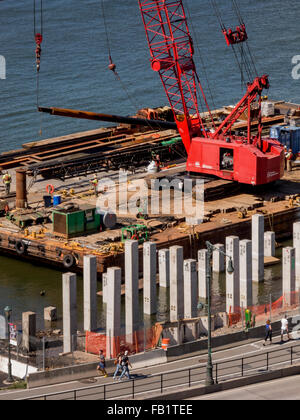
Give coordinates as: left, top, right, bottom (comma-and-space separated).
264, 256, 280, 267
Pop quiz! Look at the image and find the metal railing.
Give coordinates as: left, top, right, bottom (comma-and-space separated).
21, 341, 300, 401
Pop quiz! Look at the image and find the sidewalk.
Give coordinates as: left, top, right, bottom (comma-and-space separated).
1, 332, 299, 400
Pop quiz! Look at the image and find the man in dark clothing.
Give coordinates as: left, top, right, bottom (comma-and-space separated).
263, 320, 272, 346
119, 350, 132, 381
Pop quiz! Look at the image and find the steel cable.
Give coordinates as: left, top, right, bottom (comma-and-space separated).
100, 0, 165, 134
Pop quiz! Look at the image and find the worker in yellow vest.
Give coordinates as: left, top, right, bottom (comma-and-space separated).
90, 174, 99, 197
286, 149, 294, 172
2, 171, 12, 195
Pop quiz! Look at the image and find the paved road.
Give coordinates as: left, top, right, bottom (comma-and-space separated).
0, 334, 299, 400
189, 375, 300, 400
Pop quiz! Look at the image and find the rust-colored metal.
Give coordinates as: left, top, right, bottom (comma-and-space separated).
38, 106, 177, 130
0, 200, 297, 276
16, 169, 27, 209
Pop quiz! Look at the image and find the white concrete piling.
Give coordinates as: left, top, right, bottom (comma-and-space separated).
62, 273, 77, 353
198, 249, 208, 299
293, 222, 300, 289
252, 214, 265, 282
102, 272, 108, 304
44, 306, 57, 323
125, 240, 140, 339
22, 312, 37, 353
213, 244, 225, 273
83, 255, 98, 332
184, 259, 198, 319
170, 246, 184, 322
158, 249, 170, 288
239, 239, 253, 309
143, 242, 157, 315
226, 236, 240, 313
282, 247, 296, 306
106, 267, 121, 358
264, 231, 276, 257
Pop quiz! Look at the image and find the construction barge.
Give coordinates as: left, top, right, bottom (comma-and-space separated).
0, 100, 299, 277
0, 99, 298, 179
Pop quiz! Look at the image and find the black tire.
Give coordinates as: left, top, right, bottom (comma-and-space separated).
15, 240, 27, 255
63, 254, 75, 269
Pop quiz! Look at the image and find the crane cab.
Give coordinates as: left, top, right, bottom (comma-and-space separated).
186, 136, 284, 185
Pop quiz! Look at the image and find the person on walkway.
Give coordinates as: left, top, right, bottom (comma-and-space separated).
2, 171, 12, 195
281, 315, 290, 342
97, 349, 108, 378
113, 353, 123, 381
263, 319, 272, 346
119, 350, 132, 381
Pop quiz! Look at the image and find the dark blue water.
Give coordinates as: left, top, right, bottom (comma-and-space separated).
0, 0, 299, 153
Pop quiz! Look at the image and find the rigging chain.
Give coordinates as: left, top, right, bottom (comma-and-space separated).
34, 0, 43, 135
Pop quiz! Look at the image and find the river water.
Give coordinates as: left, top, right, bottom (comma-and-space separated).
0, 0, 299, 152
0, 240, 291, 331
0, 0, 299, 327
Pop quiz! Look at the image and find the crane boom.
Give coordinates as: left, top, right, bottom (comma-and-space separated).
138, 0, 216, 152
38, 106, 177, 130
212, 75, 269, 144
139, 0, 284, 185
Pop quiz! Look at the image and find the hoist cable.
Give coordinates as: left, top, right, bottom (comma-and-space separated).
34, 0, 43, 35
185, 2, 217, 113
245, 41, 259, 77
34, 0, 43, 135
211, 0, 258, 86
231, 0, 258, 78
210, 0, 224, 29
231, 0, 244, 26
100, 0, 164, 133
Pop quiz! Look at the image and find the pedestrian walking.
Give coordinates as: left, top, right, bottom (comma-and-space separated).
263, 319, 272, 346
97, 349, 108, 378
119, 350, 132, 381
281, 315, 290, 342
113, 353, 123, 381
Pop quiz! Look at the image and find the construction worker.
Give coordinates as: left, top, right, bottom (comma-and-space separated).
2, 171, 12, 195
90, 174, 98, 197
284, 146, 288, 170
286, 149, 294, 172
155, 153, 161, 172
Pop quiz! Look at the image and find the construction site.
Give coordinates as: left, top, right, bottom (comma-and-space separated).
0, 0, 300, 399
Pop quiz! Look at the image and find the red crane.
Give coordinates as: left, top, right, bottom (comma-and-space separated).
138, 0, 284, 185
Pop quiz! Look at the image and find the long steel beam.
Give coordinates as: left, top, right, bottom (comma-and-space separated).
38, 107, 177, 130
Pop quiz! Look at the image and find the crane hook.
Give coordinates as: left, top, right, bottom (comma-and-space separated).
108, 55, 116, 73
35, 33, 43, 72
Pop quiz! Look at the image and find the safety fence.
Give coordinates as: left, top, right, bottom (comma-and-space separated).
228, 291, 300, 327
0, 332, 86, 372
85, 324, 163, 359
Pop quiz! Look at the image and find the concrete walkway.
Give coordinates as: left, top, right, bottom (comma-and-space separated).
189, 374, 300, 400
0, 333, 299, 400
